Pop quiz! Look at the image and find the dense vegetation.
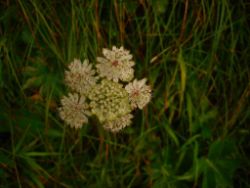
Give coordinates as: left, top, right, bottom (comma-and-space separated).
0, 0, 249, 187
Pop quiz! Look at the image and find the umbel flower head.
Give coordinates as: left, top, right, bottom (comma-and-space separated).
125, 78, 151, 109
65, 59, 97, 95
88, 79, 131, 123
103, 113, 133, 132
59, 46, 152, 133
59, 93, 91, 129
96, 46, 135, 82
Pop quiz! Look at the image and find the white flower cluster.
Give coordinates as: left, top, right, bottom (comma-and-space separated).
59, 46, 151, 132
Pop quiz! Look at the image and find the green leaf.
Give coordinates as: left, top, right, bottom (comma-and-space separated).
24, 152, 59, 157
202, 164, 216, 188
201, 139, 240, 187
165, 124, 180, 147
22, 76, 43, 90
177, 49, 187, 113
208, 139, 236, 160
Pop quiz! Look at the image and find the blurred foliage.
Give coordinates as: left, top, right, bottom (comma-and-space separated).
0, 0, 249, 187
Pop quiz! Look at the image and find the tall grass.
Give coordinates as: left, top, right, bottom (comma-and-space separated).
0, 0, 249, 187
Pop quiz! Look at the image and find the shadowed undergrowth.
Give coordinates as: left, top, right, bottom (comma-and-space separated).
0, 0, 249, 187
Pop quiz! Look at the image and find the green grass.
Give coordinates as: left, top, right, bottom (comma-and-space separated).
0, 0, 249, 187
